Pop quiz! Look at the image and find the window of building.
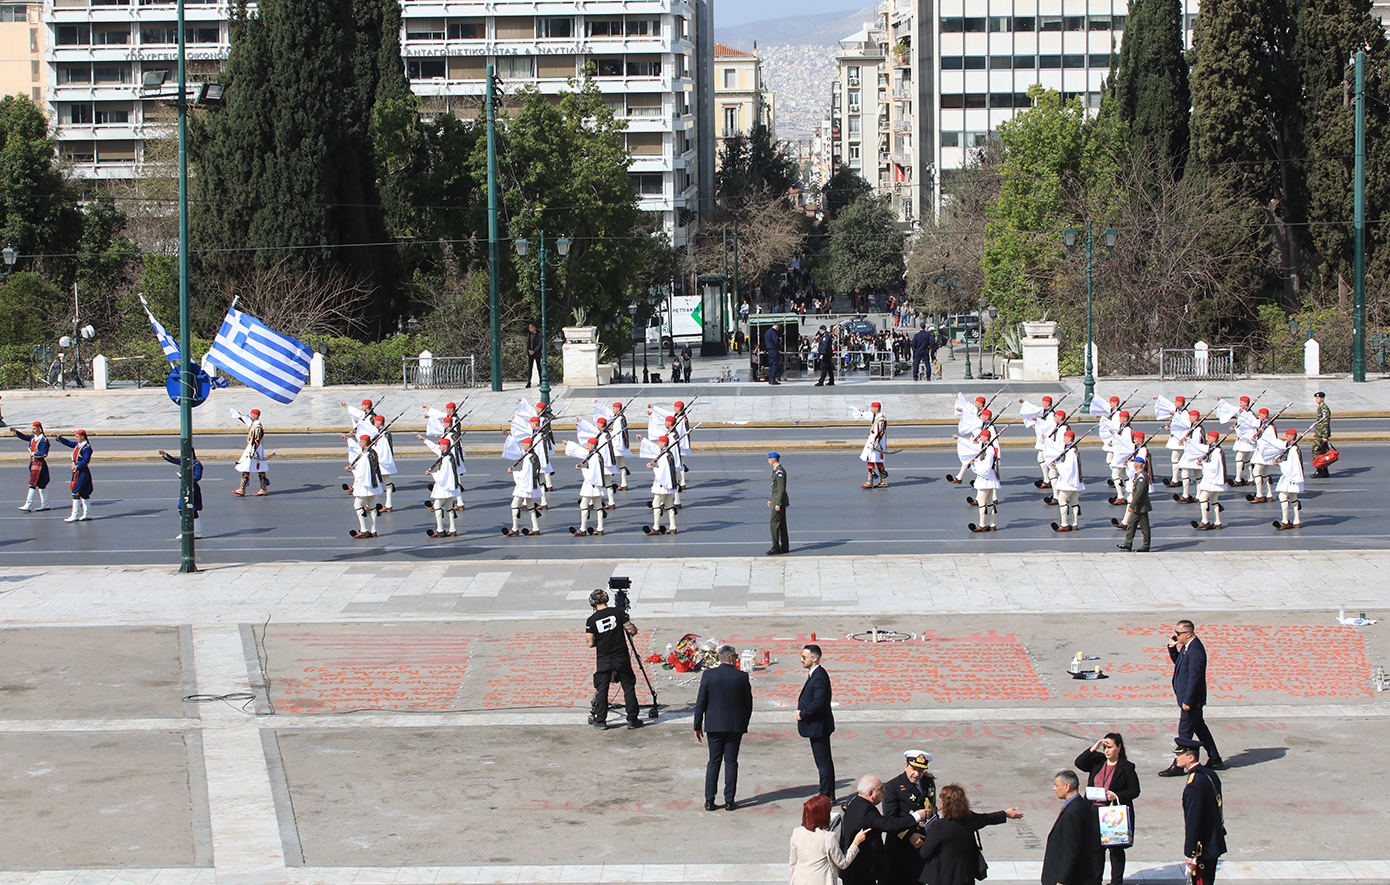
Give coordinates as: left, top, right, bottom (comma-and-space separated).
62, 141, 94, 163
497, 56, 533, 78
626, 19, 659, 36
1039, 55, 1061, 68
97, 140, 135, 162
1012, 16, 1035, 31
1088, 53, 1110, 68
675, 16, 686, 40
847, 65, 860, 80
95, 107, 130, 124
0, 5, 27, 21
964, 93, 986, 108
140, 25, 176, 44
1039, 16, 1062, 31
1014, 55, 1036, 69
406, 21, 444, 40
31, 60, 39, 81
595, 58, 623, 77
185, 26, 218, 43
940, 94, 963, 109
586, 19, 622, 37
93, 27, 130, 44
962, 56, 985, 69
940, 56, 962, 70
630, 172, 663, 195
627, 59, 660, 76
626, 132, 662, 156
447, 22, 481, 39
537, 17, 573, 38
65, 103, 94, 124
1064, 16, 1085, 31
987, 16, 1010, 32
1090, 16, 1111, 30
536, 56, 574, 78
847, 115, 860, 135
1113, 15, 1127, 29
406, 58, 446, 79
494, 17, 533, 39
848, 144, 861, 160
93, 65, 130, 83
723, 68, 736, 88
628, 94, 661, 116
56, 24, 90, 45
941, 17, 964, 32
968, 131, 990, 148
1063, 54, 1085, 68
57, 65, 91, 84
847, 89, 859, 107
962, 17, 986, 32
940, 131, 960, 147
723, 105, 738, 134
989, 55, 1012, 70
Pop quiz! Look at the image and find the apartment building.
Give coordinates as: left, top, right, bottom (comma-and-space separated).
712, 41, 773, 170
0, 2, 44, 103
40, 0, 713, 248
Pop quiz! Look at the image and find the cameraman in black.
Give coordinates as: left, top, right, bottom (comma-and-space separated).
585, 588, 644, 730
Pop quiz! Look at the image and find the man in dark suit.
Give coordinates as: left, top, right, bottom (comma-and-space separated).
1160, 620, 1224, 775
764, 324, 781, 384
911, 324, 934, 381
1175, 737, 1227, 884
1041, 770, 1099, 885
693, 645, 754, 811
797, 644, 835, 798
881, 751, 937, 885
838, 774, 930, 885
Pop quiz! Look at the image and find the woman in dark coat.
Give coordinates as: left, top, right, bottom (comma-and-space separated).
917, 783, 1022, 885
1074, 732, 1142, 885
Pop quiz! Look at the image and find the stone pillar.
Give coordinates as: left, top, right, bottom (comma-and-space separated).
309, 352, 325, 388
1020, 336, 1060, 382
562, 326, 599, 387
1194, 340, 1209, 376
92, 354, 108, 390
416, 350, 433, 388
1304, 338, 1321, 376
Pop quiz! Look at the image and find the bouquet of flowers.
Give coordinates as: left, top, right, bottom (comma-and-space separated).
661, 634, 721, 672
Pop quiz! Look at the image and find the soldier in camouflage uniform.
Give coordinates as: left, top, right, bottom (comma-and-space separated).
1311, 391, 1333, 478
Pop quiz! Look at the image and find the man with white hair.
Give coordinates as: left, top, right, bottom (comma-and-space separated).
837, 773, 931, 885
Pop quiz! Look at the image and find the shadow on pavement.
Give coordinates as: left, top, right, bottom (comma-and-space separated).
1225, 747, 1288, 769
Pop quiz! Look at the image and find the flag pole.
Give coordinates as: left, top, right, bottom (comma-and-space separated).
177, 0, 196, 572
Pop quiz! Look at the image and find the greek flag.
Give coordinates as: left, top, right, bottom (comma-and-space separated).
139, 295, 181, 365
203, 306, 312, 403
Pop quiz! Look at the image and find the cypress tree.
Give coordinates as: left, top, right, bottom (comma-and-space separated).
1113, 0, 1190, 170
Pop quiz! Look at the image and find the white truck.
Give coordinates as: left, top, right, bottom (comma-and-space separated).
658, 294, 704, 352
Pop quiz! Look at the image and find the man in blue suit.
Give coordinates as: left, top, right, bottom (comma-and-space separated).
1160, 619, 1224, 776
796, 643, 836, 799
693, 645, 754, 811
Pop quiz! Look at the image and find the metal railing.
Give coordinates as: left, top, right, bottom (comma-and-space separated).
1159, 347, 1236, 380
403, 355, 476, 390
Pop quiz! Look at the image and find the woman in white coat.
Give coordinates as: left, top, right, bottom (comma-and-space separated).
789, 795, 869, 885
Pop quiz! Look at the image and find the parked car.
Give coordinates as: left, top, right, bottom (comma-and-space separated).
839, 316, 879, 336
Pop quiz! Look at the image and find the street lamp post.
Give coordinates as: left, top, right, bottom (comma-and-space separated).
514, 232, 570, 407
1063, 221, 1119, 413
1, 245, 16, 276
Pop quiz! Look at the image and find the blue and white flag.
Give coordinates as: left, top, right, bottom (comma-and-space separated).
139, 295, 181, 365
203, 305, 312, 404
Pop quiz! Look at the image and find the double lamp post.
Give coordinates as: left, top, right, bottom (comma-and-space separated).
514, 232, 570, 407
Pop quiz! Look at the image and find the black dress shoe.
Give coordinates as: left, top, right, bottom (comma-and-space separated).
725, 799, 737, 811
1116, 545, 1131, 551
766, 547, 783, 555
626, 719, 644, 729
1158, 764, 1184, 777
1206, 758, 1227, 770
705, 799, 718, 811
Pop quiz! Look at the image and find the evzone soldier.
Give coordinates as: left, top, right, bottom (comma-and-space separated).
1116, 438, 1153, 552
422, 400, 463, 441
1101, 410, 1135, 505
1154, 394, 1191, 487
1038, 411, 1070, 504
643, 414, 686, 509
231, 408, 269, 496
345, 433, 384, 540
56, 430, 94, 523
596, 401, 633, 490
12, 421, 52, 511
341, 398, 379, 434
1019, 395, 1060, 489
419, 434, 464, 537
1173, 409, 1206, 503
503, 437, 543, 537
859, 401, 888, 489
1192, 430, 1228, 531
367, 414, 398, 512
1271, 427, 1305, 530
158, 447, 203, 539
503, 413, 550, 509
954, 427, 1000, 532
1049, 429, 1083, 532
648, 401, 693, 500
569, 437, 607, 537
947, 397, 992, 485
1247, 408, 1277, 504
515, 399, 558, 502
1221, 396, 1260, 486
643, 434, 679, 535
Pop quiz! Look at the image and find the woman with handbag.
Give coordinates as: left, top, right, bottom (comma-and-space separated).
1074, 733, 1142, 885
789, 795, 871, 885
916, 783, 1023, 885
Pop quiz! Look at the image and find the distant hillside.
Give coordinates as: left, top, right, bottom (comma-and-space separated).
714, 6, 876, 49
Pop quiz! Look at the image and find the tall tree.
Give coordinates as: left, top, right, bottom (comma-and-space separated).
1113, 0, 1191, 170
191, 0, 400, 334
825, 196, 905, 294
716, 124, 799, 200
1188, 0, 1303, 305
0, 96, 82, 268
821, 167, 873, 217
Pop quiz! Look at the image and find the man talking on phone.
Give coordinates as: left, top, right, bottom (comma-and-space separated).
1159, 620, 1224, 775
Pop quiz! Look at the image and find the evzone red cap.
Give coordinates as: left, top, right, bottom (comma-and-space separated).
1189, 410, 1201, 419
529, 417, 540, 424
981, 410, 992, 419
1042, 396, 1053, 403
520, 437, 533, 445
31, 421, 41, 427
75, 429, 86, 436
1109, 396, 1120, 403
1119, 411, 1129, 419
1133, 430, 1145, 440
975, 396, 986, 404
359, 434, 371, 443
613, 402, 622, 410
1207, 430, 1219, 439
665, 416, 676, 424
1054, 411, 1066, 421
1064, 429, 1075, 438
659, 435, 670, 443
1285, 428, 1297, 437
674, 401, 684, 409
980, 429, 992, 438
361, 399, 373, 407
871, 402, 882, 409
440, 438, 451, 447
1258, 408, 1269, 416
373, 415, 385, 423
588, 437, 599, 445
1240, 396, 1250, 403
596, 417, 607, 425
446, 402, 456, 410
1175, 396, 1186, 404
249, 409, 261, 416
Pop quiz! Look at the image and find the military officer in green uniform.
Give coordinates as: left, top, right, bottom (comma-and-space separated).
1311, 391, 1333, 477
1117, 446, 1153, 552
1175, 736, 1227, 885
767, 452, 789, 555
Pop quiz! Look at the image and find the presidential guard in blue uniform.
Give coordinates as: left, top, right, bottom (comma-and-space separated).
12, 420, 52, 511
159, 448, 204, 539
56, 429, 93, 522
1174, 737, 1227, 885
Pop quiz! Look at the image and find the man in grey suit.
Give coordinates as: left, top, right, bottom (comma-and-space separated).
694, 645, 754, 811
